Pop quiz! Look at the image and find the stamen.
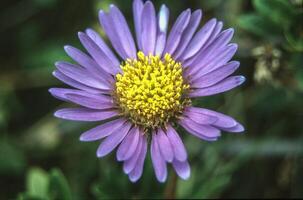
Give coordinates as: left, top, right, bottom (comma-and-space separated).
114, 52, 190, 129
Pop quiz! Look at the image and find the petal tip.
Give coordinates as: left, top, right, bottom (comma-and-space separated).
63, 45, 72, 52
237, 76, 246, 85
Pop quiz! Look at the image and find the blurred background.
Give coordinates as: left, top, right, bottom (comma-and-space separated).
0, 0, 302, 199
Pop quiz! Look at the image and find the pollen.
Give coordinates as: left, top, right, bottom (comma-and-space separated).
114, 52, 190, 129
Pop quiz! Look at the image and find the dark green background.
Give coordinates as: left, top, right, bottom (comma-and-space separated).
0, 0, 302, 199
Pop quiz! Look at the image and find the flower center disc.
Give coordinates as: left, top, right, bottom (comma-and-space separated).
114, 52, 190, 129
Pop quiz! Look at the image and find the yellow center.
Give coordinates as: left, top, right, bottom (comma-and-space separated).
114, 52, 190, 129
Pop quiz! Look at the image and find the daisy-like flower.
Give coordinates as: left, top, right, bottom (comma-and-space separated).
50, 0, 245, 183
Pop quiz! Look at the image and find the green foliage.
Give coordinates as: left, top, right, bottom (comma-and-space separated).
19, 168, 72, 200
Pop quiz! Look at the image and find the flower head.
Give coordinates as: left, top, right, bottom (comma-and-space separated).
50, 0, 245, 183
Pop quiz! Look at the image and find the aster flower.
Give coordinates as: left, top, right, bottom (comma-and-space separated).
49, 0, 245, 183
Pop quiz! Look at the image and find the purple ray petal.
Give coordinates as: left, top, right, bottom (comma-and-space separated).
151, 131, 167, 183
181, 18, 217, 60
163, 9, 191, 55
64, 45, 113, 84
123, 134, 143, 174
178, 117, 220, 141
203, 21, 223, 49
155, 4, 169, 56
80, 118, 126, 141
172, 159, 190, 180
166, 124, 187, 162
85, 28, 120, 68
186, 43, 237, 75
54, 108, 118, 122
173, 9, 202, 60
128, 135, 147, 183
190, 61, 240, 88
52, 71, 105, 94
140, 1, 157, 55
64, 93, 115, 110
157, 128, 174, 163
184, 28, 234, 69
116, 126, 140, 161
78, 32, 121, 75
97, 122, 132, 157
133, 0, 144, 50
181, 117, 221, 138
189, 76, 245, 97
183, 109, 218, 125
49, 88, 81, 102
189, 44, 238, 81
109, 5, 137, 59
49, 88, 113, 107
220, 123, 245, 133
185, 107, 238, 128
99, 11, 129, 59
55, 62, 111, 90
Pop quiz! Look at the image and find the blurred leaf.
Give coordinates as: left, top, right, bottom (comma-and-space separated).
26, 168, 49, 199
49, 169, 73, 200
285, 28, 303, 52
0, 140, 26, 175
253, 0, 296, 29
238, 14, 282, 40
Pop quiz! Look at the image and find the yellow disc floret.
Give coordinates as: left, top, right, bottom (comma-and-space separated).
114, 52, 190, 129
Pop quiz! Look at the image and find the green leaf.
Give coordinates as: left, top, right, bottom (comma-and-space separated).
26, 168, 49, 199
49, 169, 73, 200
238, 14, 282, 39
253, 0, 296, 29
0, 140, 26, 175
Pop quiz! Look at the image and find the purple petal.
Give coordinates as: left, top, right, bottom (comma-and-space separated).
172, 159, 190, 180
116, 126, 140, 161
123, 134, 143, 174
157, 129, 174, 163
52, 71, 104, 94
220, 123, 245, 133
85, 28, 120, 68
203, 21, 223, 49
49, 88, 113, 108
151, 131, 167, 183
54, 108, 118, 122
191, 61, 240, 88
189, 76, 245, 97
64, 45, 113, 83
80, 118, 126, 141
49, 88, 81, 102
189, 44, 238, 81
184, 28, 234, 69
166, 124, 187, 162
173, 10, 203, 60
140, 1, 157, 55
155, 4, 169, 56
99, 11, 128, 59
163, 9, 191, 55
97, 122, 132, 157
128, 135, 147, 183
78, 32, 121, 75
133, 0, 144, 50
183, 109, 218, 125
64, 93, 114, 110
109, 5, 137, 59
55, 62, 111, 90
185, 107, 238, 128
179, 117, 221, 141
181, 18, 217, 60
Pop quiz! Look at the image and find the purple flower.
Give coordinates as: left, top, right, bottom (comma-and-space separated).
50, 0, 245, 183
